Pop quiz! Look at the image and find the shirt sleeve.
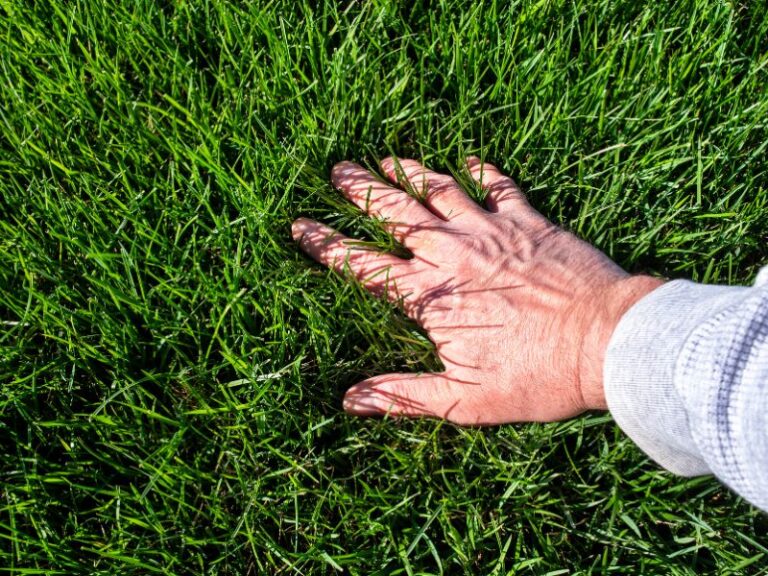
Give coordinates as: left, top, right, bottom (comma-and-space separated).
604, 267, 768, 512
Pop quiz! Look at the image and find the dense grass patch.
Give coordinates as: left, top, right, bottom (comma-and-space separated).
1, 0, 767, 573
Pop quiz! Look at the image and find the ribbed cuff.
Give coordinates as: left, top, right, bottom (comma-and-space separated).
604, 279, 748, 476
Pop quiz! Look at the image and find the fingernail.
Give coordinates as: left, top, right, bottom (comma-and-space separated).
379, 156, 396, 172
291, 218, 310, 241
330, 161, 355, 188
343, 389, 384, 416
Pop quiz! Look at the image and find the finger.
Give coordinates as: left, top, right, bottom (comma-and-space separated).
380, 157, 483, 222
343, 372, 489, 426
465, 156, 534, 216
331, 161, 440, 247
292, 217, 417, 299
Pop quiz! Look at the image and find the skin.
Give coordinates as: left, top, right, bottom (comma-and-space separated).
292, 157, 664, 425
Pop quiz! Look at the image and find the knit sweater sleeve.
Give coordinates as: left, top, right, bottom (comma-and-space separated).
604, 267, 768, 512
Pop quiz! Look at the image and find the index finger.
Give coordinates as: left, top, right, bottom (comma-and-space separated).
292, 217, 420, 304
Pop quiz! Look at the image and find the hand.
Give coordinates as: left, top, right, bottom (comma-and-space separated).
292, 157, 663, 425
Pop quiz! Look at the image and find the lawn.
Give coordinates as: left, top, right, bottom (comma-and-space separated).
1, 0, 767, 573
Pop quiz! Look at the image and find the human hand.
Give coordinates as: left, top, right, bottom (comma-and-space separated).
292, 158, 663, 424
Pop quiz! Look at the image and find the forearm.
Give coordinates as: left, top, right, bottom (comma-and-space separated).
604, 268, 768, 512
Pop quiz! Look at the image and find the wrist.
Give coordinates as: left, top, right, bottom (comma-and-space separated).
577, 274, 665, 410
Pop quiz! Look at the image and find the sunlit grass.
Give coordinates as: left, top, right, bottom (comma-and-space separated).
1, 0, 766, 573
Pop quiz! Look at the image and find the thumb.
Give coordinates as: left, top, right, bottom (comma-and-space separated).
343, 372, 483, 425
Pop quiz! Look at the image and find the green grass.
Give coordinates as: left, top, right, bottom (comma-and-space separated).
1, 0, 767, 573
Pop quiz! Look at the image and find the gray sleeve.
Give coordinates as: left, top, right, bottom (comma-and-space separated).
604, 267, 768, 512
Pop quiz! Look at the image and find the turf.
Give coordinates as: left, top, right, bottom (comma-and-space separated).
1, 0, 767, 573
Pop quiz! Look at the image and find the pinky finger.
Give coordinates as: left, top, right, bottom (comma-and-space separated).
465, 156, 531, 215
